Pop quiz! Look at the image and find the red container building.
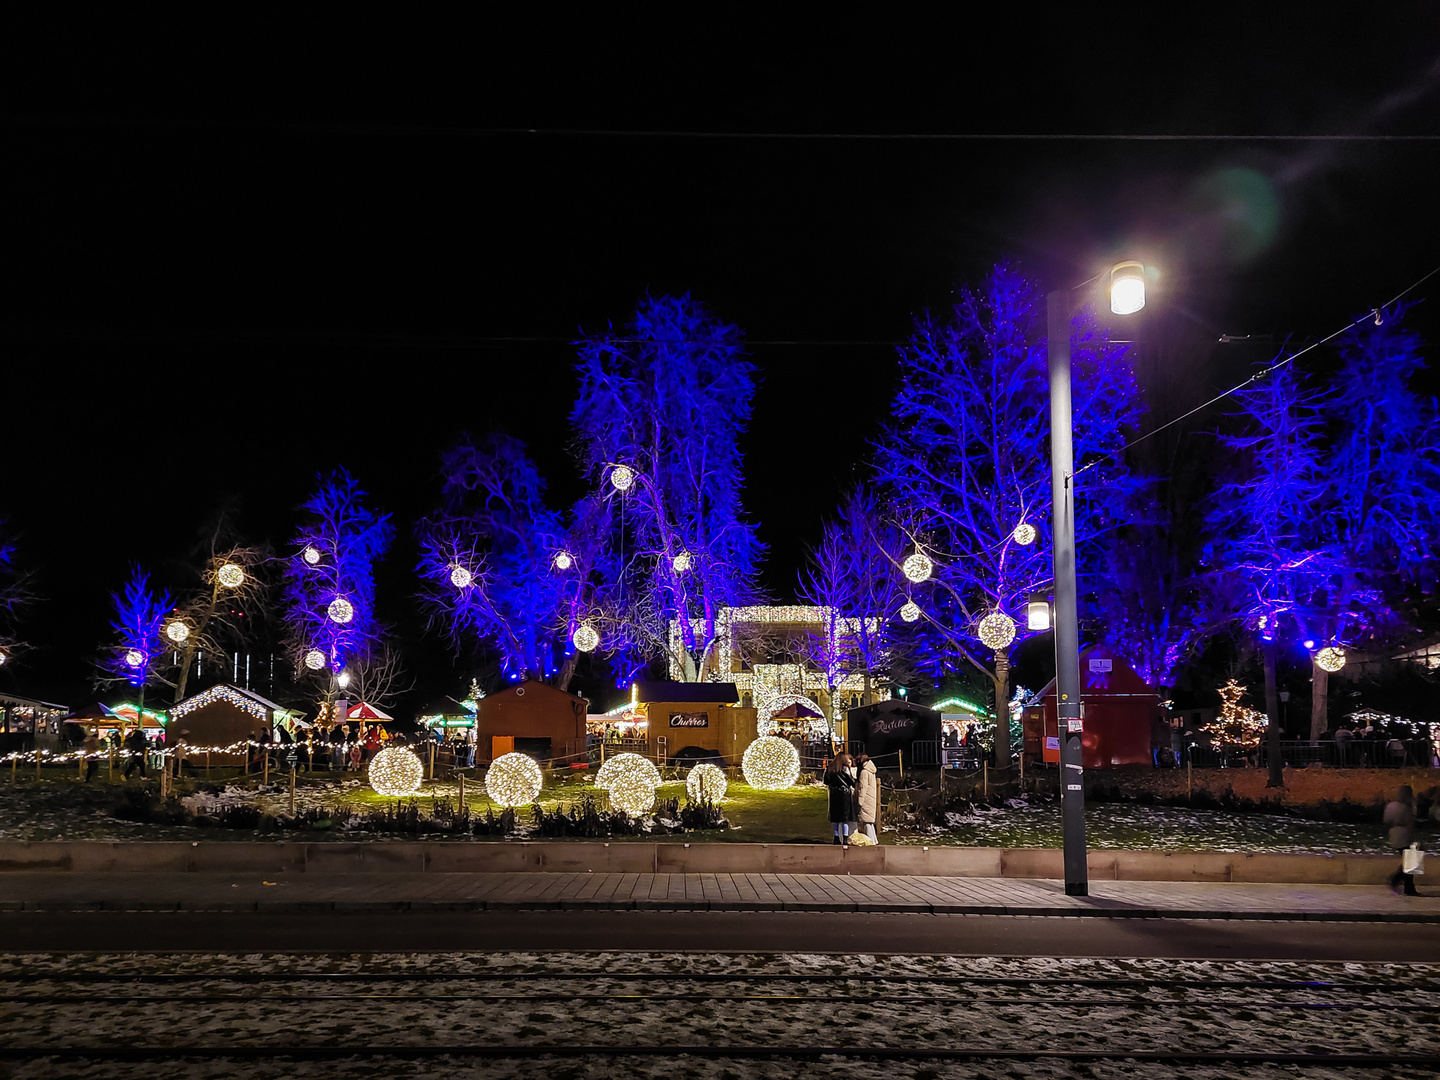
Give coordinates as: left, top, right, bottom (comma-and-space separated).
1024, 646, 1164, 769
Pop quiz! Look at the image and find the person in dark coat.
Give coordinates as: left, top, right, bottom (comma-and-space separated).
824, 752, 858, 846
122, 725, 148, 779
1385, 784, 1421, 895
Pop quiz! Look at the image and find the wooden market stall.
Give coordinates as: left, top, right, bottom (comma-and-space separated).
632, 681, 757, 765
476, 680, 588, 763
1023, 645, 1165, 769
168, 683, 302, 767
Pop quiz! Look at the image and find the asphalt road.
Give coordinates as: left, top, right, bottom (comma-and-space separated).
7, 909, 1440, 960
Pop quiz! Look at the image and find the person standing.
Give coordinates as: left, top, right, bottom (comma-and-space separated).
122, 725, 148, 779
1385, 785, 1421, 896
824, 752, 857, 846
81, 728, 101, 782
855, 753, 879, 844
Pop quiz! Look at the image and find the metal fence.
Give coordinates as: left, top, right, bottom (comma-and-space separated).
1181, 739, 1435, 770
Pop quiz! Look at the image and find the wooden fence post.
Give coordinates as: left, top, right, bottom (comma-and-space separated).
983, 760, 989, 799
289, 768, 296, 816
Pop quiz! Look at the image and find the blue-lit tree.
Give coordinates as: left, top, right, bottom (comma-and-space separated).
282, 470, 394, 716
571, 294, 765, 680
417, 434, 602, 690
98, 567, 173, 719
873, 265, 1146, 766
0, 518, 34, 667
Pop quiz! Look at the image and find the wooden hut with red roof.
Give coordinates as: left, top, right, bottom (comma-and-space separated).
1024, 645, 1165, 769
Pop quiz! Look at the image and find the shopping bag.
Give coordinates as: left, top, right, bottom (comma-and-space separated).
847, 830, 876, 846
1403, 843, 1425, 875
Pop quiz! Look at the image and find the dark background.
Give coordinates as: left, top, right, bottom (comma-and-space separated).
3, 9, 1439, 712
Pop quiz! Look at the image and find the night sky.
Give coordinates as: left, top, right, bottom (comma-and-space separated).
5, 10, 1440, 711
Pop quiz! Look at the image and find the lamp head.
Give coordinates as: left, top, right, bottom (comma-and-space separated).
1109, 261, 1146, 315
1027, 591, 1052, 631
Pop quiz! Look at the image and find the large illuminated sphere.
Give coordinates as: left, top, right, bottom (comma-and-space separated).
610, 465, 635, 492
572, 623, 600, 653
553, 551, 574, 571
902, 552, 933, 583
450, 565, 473, 589
217, 562, 246, 588
1109, 260, 1146, 315
685, 762, 728, 803
124, 649, 145, 669
1012, 523, 1036, 546
166, 620, 190, 644
304, 649, 326, 671
595, 752, 660, 814
302, 545, 321, 565
899, 601, 921, 623
741, 736, 801, 790
369, 746, 424, 797
328, 597, 355, 624
0, 650, 7, 665
485, 752, 544, 807
977, 611, 1017, 651
672, 551, 692, 574
1316, 646, 1346, 673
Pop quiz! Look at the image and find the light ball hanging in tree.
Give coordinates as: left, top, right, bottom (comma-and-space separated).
685, 762, 728, 803
741, 736, 801, 790
553, 551, 574, 571
166, 620, 190, 644
609, 465, 635, 492
302, 545, 321, 566
672, 551, 692, 574
1012, 523, 1036, 546
217, 563, 245, 588
124, 649, 145, 669
595, 752, 660, 814
304, 649, 326, 671
572, 623, 600, 653
977, 611, 1017, 651
902, 552, 934, 583
899, 601, 921, 623
1316, 646, 1347, 673
368, 746, 424, 797
449, 565, 473, 589
328, 597, 355, 624
485, 751, 544, 807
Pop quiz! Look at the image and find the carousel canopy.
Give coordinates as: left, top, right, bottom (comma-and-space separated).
346, 701, 394, 722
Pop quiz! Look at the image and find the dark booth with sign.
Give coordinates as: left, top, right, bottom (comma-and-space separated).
846, 700, 941, 760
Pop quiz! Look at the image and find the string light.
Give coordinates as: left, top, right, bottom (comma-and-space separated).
977, 611, 1017, 651
672, 551, 692, 573
1316, 646, 1347, 673
899, 601, 921, 623
610, 465, 635, 492
741, 736, 801, 790
368, 746, 423, 797
553, 551, 574, 570
902, 552, 934, 583
594, 752, 660, 814
449, 565, 473, 589
1204, 679, 1268, 750
304, 650, 326, 671
484, 751, 543, 807
328, 597, 354, 624
573, 623, 600, 653
217, 563, 245, 588
685, 762, 728, 802
166, 621, 190, 644
1013, 523, 1036, 546
124, 649, 145, 668
303, 546, 321, 565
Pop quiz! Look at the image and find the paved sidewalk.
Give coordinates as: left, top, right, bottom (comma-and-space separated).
2, 872, 1439, 922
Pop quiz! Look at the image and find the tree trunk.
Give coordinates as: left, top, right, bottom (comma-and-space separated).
993, 648, 1010, 770
173, 644, 195, 704
1309, 659, 1329, 743
1263, 637, 1284, 788
555, 652, 579, 693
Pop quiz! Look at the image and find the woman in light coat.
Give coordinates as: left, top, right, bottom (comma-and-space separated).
855, 754, 879, 843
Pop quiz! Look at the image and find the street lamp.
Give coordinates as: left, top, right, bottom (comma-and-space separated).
1047, 261, 1146, 897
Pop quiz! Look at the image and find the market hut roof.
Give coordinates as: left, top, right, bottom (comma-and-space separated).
346, 701, 394, 721
635, 681, 739, 705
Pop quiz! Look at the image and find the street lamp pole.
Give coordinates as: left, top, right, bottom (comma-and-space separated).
1046, 289, 1089, 897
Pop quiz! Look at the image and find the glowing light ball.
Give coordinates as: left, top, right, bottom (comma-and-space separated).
977, 611, 1017, 651
610, 465, 635, 492
672, 551, 692, 574
572, 623, 600, 653
369, 746, 423, 797
217, 563, 246, 588
485, 752, 544, 807
328, 597, 355, 624
595, 752, 661, 814
899, 601, 921, 623
1316, 646, 1347, 673
902, 552, 933, 583
450, 565, 473, 589
741, 736, 801, 790
166, 620, 190, 643
304, 649, 326, 671
124, 649, 145, 668
0, 650, 7, 665
1012, 523, 1036, 546
553, 551, 573, 570
685, 762, 728, 803
303, 545, 321, 565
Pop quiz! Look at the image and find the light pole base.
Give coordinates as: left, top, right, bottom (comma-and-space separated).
1065, 882, 1088, 897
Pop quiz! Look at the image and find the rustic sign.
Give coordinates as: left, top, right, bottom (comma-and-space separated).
669, 712, 709, 728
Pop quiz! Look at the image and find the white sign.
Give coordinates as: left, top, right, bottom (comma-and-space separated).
1088, 658, 1112, 673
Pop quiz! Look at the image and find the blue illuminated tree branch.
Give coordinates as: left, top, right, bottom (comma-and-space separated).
571, 294, 765, 679
99, 567, 172, 700
0, 518, 34, 664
